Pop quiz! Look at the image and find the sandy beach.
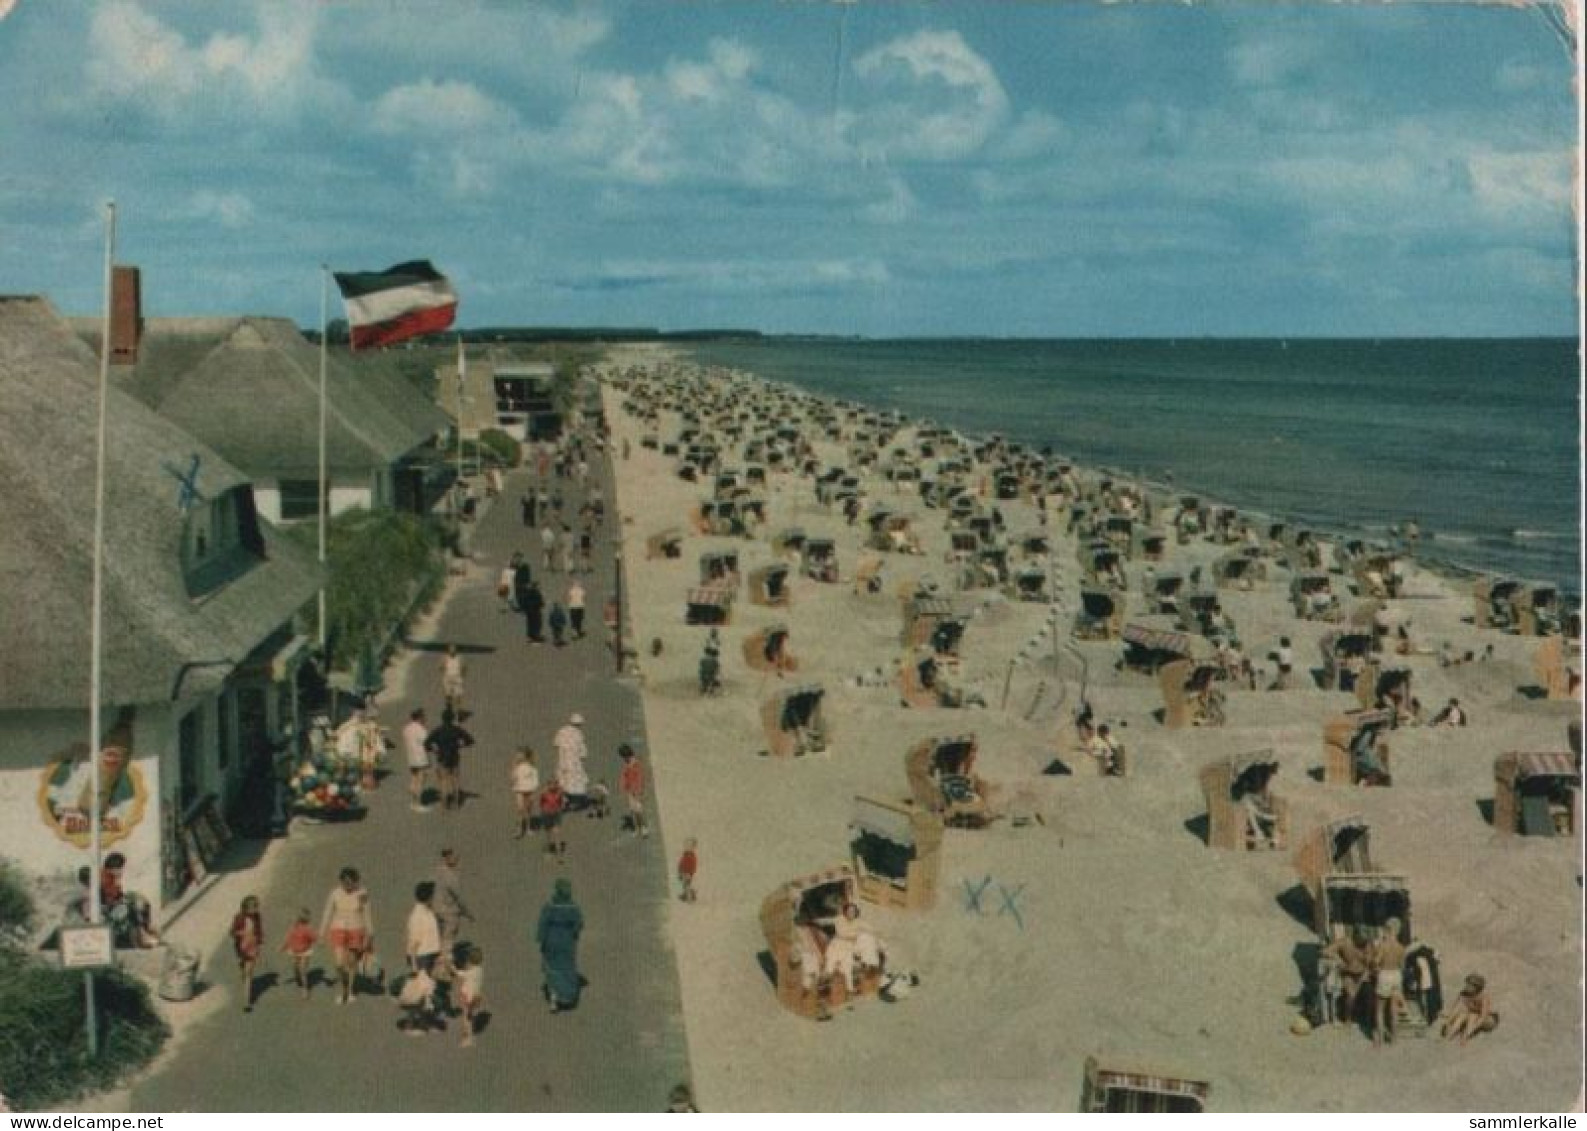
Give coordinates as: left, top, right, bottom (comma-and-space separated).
601, 343, 1581, 1113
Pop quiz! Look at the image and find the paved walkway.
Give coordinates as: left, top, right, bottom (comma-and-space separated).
131, 460, 690, 1112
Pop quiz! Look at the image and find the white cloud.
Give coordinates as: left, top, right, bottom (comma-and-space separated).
372, 79, 520, 137
188, 189, 254, 229
1465, 148, 1573, 215
850, 29, 1009, 160
84, 0, 338, 123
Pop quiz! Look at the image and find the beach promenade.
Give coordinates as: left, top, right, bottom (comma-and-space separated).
124, 462, 690, 1112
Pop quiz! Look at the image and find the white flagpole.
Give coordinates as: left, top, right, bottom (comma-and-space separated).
86, 199, 116, 1058
455, 334, 465, 512
318, 267, 329, 653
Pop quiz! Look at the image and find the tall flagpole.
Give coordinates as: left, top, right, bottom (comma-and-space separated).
455, 335, 465, 513
318, 267, 329, 654
86, 199, 116, 1058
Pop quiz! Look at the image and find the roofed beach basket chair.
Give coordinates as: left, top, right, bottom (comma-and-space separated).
1132, 526, 1169, 563
1511, 583, 1561, 636
1143, 569, 1186, 616
849, 795, 943, 911
758, 866, 881, 1019
646, 527, 684, 560
1073, 586, 1126, 642
684, 584, 734, 627
852, 552, 885, 595
1321, 707, 1394, 786
1213, 548, 1265, 590
1199, 751, 1288, 851
770, 526, 807, 559
699, 549, 740, 589
801, 537, 839, 583
904, 734, 996, 829
1531, 633, 1583, 700
1081, 1058, 1210, 1113
741, 623, 798, 675
748, 562, 791, 607
1473, 577, 1522, 630
1120, 619, 1211, 677
1492, 752, 1580, 838
1318, 629, 1375, 693
1159, 655, 1227, 730
1290, 571, 1342, 622
760, 684, 828, 758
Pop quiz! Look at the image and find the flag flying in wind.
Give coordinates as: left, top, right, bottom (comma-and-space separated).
332, 260, 457, 349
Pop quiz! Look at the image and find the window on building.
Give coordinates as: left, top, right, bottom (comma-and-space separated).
183, 487, 263, 599
279, 479, 325, 522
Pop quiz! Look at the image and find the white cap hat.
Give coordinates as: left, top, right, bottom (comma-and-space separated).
570, 712, 585, 725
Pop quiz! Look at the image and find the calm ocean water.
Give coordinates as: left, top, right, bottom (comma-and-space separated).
688, 338, 1582, 595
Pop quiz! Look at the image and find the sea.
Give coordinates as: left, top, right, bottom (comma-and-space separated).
686, 338, 1582, 596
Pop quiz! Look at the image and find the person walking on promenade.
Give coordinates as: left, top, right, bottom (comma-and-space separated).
510, 747, 541, 839
404, 882, 442, 1035
677, 839, 698, 903
541, 523, 557, 572
521, 491, 536, 529
497, 562, 516, 614
536, 877, 585, 1014
280, 909, 317, 999
560, 523, 576, 574
441, 644, 465, 713
433, 848, 474, 949
522, 580, 545, 644
319, 866, 374, 1005
578, 524, 594, 573
425, 707, 476, 811
549, 602, 568, 647
567, 579, 586, 639
230, 895, 264, 1013
402, 707, 433, 812
539, 778, 568, 860
554, 713, 590, 805
513, 554, 533, 612
617, 743, 648, 838
455, 946, 486, 1048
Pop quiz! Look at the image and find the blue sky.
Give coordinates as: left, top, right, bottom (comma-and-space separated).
0, 1, 1578, 336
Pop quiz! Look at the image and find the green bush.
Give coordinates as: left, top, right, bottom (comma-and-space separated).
0, 859, 33, 948
289, 509, 445, 671
477, 429, 520, 468
0, 950, 169, 1111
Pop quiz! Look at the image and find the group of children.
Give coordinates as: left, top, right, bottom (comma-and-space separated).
227, 895, 487, 1047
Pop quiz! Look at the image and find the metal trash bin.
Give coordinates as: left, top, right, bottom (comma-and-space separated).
158, 944, 200, 1002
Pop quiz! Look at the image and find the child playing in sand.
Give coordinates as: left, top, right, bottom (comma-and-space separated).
456, 946, 486, 1048
677, 838, 698, 902
510, 747, 540, 839
280, 908, 317, 999
230, 895, 263, 1013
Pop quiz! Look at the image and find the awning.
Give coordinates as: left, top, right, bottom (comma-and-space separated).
1231, 749, 1278, 778
1091, 1067, 1210, 1105
1511, 752, 1580, 782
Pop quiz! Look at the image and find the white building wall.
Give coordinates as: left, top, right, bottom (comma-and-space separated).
0, 707, 165, 922
253, 482, 283, 524
329, 481, 372, 516
252, 477, 373, 525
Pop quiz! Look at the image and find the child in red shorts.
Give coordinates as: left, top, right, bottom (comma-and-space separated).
539, 780, 567, 861
230, 895, 264, 1013
677, 839, 698, 903
280, 908, 317, 999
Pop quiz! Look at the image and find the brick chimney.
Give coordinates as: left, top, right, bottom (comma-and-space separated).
110, 265, 141, 365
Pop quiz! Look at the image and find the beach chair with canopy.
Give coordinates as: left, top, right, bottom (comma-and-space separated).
1175, 497, 1207, 544
742, 623, 797, 675
976, 544, 1010, 587
1359, 665, 1412, 717
1084, 544, 1127, 590
758, 866, 880, 1017
1319, 630, 1375, 692
1322, 708, 1394, 786
801, 538, 839, 583
1213, 549, 1265, 590
1120, 618, 1211, 677
852, 553, 885, 595
849, 795, 943, 911
747, 563, 791, 608
760, 684, 829, 758
745, 464, 767, 489
898, 649, 976, 709
867, 510, 922, 554
770, 526, 807, 559
1512, 584, 1560, 636
1102, 514, 1135, 556
1351, 549, 1402, 599
1073, 587, 1126, 641
699, 550, 740, 588
1159, 658, 1227, 729
684, 585, 734, 627
712, 469, 742, 499
1133, 527, 1169, 562
1199, 751, 1288, 850
1532, 635, 1583, 701
1290, 572, 1342, 622
903, 734, 995, 828
1020, 533, 1050, 558
1176, 589, 1230, 641
1473, 578, 1521, 630
1285, 528, 1323, 570
1143, 570, 1186, 616
1081, 1059, 1210, 1114
1011, 565, 1048, 602
645, 527, 684, 561
1492, 752, 1580, 837
994, 470, 1022, 500
901, 593, 956, 649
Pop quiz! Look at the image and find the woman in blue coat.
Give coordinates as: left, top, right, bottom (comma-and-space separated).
536, 877, 584, 1012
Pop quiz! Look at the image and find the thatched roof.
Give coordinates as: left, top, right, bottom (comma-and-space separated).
2, 297, 322, 710
77, 316, 445, 479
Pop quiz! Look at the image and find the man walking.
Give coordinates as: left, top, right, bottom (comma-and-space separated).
402, 708, 432, 812
425, 707, 476, 811
541, 523, 558, 572
566, 579, 586, 640
403, 881, 442, 1034
521, 491, 537, 529
433, 848, 474, 947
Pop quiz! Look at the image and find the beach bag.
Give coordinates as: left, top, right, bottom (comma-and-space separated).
158, 943, 201, 1002
396, 969, 435, 1008
360, 949, 384, 984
